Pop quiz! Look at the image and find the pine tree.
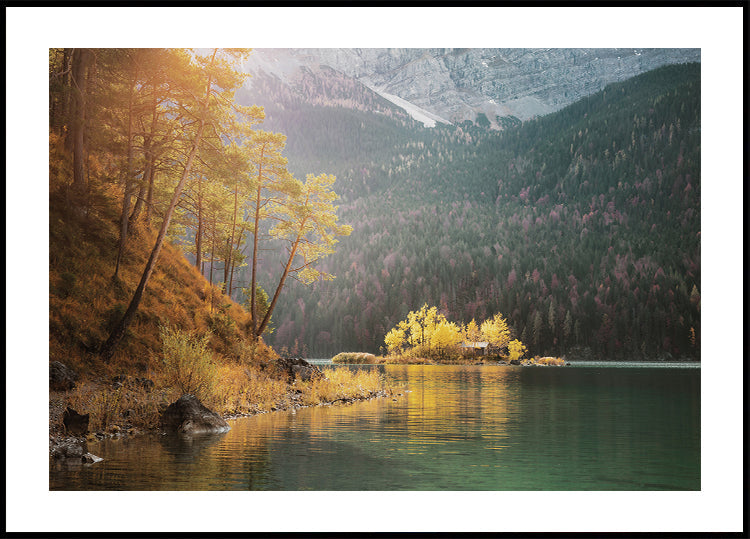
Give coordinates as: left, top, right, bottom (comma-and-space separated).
101, 49, 260, 361
255, 173, 352, 338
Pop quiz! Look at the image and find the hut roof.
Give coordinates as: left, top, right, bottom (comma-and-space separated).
461, 341, 489, 349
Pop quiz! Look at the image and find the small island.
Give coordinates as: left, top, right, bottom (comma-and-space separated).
332, 304, 567, 366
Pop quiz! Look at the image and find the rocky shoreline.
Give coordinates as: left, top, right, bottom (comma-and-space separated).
49, 368, 397, 463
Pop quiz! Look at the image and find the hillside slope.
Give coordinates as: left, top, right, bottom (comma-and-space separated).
49, 135, 255, 377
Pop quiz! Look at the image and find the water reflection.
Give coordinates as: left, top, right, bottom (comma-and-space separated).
50, 365, 699, 491
157, 431, 228, 461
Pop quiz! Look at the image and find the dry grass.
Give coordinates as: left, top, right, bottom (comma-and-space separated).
65, 381, 166, 434
331, 352, 381, 364
296, 367, 390, 406
529, 356, 567, 366
209, 362, 290, 416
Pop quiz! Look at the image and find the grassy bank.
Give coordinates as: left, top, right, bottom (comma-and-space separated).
50, 351, 395, 441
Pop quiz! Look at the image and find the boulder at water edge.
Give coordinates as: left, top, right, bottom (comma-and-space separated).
51, 439, 103, 464
276, 357, 323, 383
160, 394, 230, 435
51, 438, 85, 459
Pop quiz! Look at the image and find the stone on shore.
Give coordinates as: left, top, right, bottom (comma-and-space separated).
50, 439, 104, 464
51, 438, 85, 459
160, 394, 230, 435
82, 452, 104, 464
276, 357, 323, 383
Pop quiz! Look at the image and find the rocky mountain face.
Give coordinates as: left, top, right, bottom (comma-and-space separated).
242, 48, 700, 127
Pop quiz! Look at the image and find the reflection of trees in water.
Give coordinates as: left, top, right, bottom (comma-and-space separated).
386, 366, 522, 445
158, 431, 228, 461
222, 420, 276, 490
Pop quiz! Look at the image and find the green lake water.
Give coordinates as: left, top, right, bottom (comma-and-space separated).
49, 362, 700, 490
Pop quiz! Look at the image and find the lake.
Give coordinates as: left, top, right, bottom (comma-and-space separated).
49, 362, 699, 491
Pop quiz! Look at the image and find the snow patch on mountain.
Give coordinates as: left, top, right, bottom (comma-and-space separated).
370, 88, 451, 127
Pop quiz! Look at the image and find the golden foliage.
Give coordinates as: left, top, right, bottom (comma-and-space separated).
480, 313, 511, 350
508, 340, 527, 362
384, 305, 523, 362
296, 367, 388, 406
331, 352, 380, 364
159, 324, 218, 403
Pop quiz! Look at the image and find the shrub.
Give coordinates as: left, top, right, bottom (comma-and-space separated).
535, 356, 566, 366
508, 339, 527, 362
207, 311, 238, 343
159, 324, 218, 403
298, 367, 389, 406
331, 352, 379, 364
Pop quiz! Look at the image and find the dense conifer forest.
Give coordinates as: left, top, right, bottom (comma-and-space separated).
235, 63, 701, 360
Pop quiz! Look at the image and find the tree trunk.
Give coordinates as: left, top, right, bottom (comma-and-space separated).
209, 232, 215, 313
69, 48, 93, 197
250, 152, 264, 336
255, 232, 302, 339
195, 175, 203, 271
223, 236, 231, 290
130, 89, 158, 228
209, 229, 215, 284
60, 48, 73, 145
144, 161, 155, 226
224, 180, 239, 296
228, 224, 246, 302
129, 152, 150, 227
101, 49, 217, 361
114, 65, 137, 278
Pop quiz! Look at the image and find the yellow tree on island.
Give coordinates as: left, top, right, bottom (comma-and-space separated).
508, 339, 527, 362
464, 319, 482, 343
430, 319, 463, 357
384, 322, 408, 356
385, 304, 461, 358
480, 313, 511, 352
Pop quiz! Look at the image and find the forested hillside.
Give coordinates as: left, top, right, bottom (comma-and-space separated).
237, 63, 701, 360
